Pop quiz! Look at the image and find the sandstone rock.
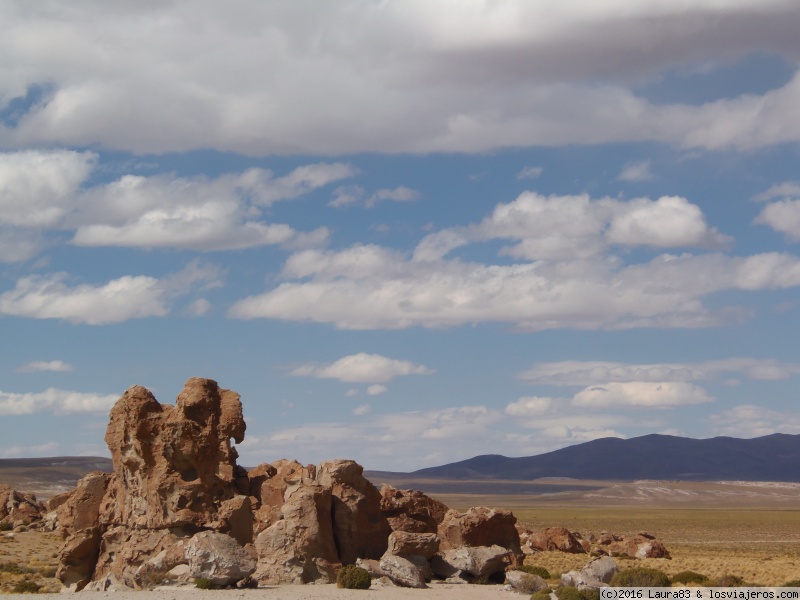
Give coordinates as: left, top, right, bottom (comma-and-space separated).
253, 479, 339, 584
185, 531, 256, 587
379, 553, 427, 588
101, 378, 246, 530
45, 490, 74, 513
506, 570, 549, 594
355, 558, 386, 579
608, 535, 670, 558
249, 459, 315, 534
387, 530, 439, 559
380, 485, 449, 534
317, 459, 390, 564
0, 484, 45, 528
92, 527, 185, 588
438, 507, 522, 561
56, 471, 110, 535
56, 527, 102, 591
432, 545, 513, 581
134, 541, 191, 588
528, 527, 586, 554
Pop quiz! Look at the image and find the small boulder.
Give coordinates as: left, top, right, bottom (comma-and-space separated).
387, 531, 439, 559
379, 553, 427, 588
432, 545, 513, 580
529, 527, 586, 554
506, 570, 549, 594
185, 531, 256, 587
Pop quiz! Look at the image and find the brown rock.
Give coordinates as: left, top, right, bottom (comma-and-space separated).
101, 378, 246, 530
56, 471, 111, 536
438, 507, 522, 560
380, 484, 449, 534
0, 484, 45, 528
506, 570, 549, 594
528, 527, 586, 554
56, 527, 102, 591
379, 553, 427, 588
253, 480, 340, 584
387, 531, 439, 559
92, 527, 184, 589
185, 531, 256, 586
431, 545, 513, 581
608, 535, 670, 559
317, 459, 391, 564
249, 459, 315, 534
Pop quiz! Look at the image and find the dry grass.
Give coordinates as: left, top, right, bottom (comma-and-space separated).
438, 497, 800, 587
0, 531, 62, 594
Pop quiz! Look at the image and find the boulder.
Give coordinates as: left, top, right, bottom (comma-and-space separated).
317, 459, 391, 564
185, 531, 256, 587
380, 485, 449, 534
529, 527, 586, 554
608, 535, 670, 558
581, 556, 619, 584
431, 545, 513, 580
379, 553, 427, 588
253, 479, 339, 584
56, 527, 102, 591
438, 507, 522, 562
0, 484, 45, 528
56, 471, 110, 535
387, 531, 439, 559
355, 558, 386, 579
92, 527, 185, 588
506, 570, 549, 594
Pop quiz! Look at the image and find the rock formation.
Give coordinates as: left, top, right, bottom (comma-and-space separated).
55, 377, 525, 591
0, 484, 45, 528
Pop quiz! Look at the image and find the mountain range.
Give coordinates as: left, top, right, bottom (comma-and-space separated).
369, 433, 800, 482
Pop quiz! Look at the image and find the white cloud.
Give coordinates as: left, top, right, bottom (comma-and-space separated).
345, 388, 360, 397
230, 242, 800, 331
709, 405, 800, 437
753, 181, 800, 202
0, 388, 118, 416
0, 150, 95, 228
239, 404, 505, 471
519, 358, 800, 385
365, 186, 420, 208
517, 166, 543, 180
185, 298, 211, 317
0, 262, 220, 324
367, 384, 388, 396
329, 185, 366, 208
16, 360, 73, 373
755, 199, 800, 241
505, 396, 555, 416
0, 442, 60, 459
572, 381, 714, 408
352, 404, 372, 415
290, 352, 435, 383
617, 160, 654, 182
2, 3, 800, 154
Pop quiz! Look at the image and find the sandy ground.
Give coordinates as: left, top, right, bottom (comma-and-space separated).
6, 582, 516, 598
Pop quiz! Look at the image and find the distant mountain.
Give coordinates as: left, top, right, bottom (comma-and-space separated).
400, 433, 800, 482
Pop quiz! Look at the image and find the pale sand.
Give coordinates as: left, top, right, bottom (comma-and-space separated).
12, 582, 515, 599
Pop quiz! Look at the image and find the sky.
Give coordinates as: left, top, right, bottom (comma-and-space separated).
2, 1, 800, 472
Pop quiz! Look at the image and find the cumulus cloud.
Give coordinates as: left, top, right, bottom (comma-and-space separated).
753, 181, 800, 202
755, 199, 800, 241
0, 262, 220, 324
0, 388, 118, 416
572, 381, 714, 408
230, 242, 800, 331
519, 358, 800, 385
2, 3, 800, 154
0, 151, 345, 255
505, 396, 555, 416
367, 385, 388, 396
16, 360, 73, 373
289, 352, 435, 383
329, 185, 419, 208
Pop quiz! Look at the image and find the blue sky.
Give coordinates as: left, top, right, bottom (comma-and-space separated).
2, 1, 800, 471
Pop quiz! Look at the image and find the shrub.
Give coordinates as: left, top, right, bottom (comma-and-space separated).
672, 571, 709, 585
194, 577, 214, 590
555, 586, 585, 600
532, 590, 554, 600
610, 567, 671, 588
0, 522, 12, 532
37, 566, 57, 578
336, 565, 371, 590
714, 574, 744, 587
518, 565, 552, 579
12, 580, 42, 594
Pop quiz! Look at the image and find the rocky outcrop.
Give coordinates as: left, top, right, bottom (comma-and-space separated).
55, 377, 530, 590
0, 484, 45, 528
607, 534, 671, 558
